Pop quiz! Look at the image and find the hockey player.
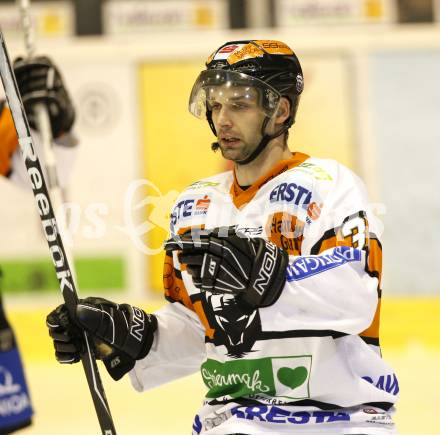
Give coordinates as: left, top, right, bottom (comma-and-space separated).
1, 55, 76, 433
47, 40, 399, 434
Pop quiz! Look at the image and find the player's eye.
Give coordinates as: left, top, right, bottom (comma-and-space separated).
210, 102, 221, 111
231, 102, 248, 110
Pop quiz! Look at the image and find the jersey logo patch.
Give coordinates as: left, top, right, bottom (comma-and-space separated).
269, 182, 312, 208
286, 246, 362, 281
267, 212, 304, 256
201, 293, 261, 358
201, 355, 312, 401
170, 194, 211, 230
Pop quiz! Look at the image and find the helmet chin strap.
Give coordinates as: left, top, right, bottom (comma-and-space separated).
235, 116, 292, 165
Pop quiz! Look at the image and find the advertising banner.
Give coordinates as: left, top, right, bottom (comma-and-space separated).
104, 0, 228, 34
275, 0, 396, 25
0, 2, 73, 40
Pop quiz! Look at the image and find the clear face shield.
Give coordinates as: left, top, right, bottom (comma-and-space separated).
189, 69, 282, 122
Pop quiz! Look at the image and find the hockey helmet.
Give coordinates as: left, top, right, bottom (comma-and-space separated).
189, 40, 304, 164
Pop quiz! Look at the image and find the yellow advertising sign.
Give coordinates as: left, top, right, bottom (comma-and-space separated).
138, 61, 224, 292
292, 53, 354, 168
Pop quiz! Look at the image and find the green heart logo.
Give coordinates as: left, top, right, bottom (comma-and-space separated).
277, 366, 308, 390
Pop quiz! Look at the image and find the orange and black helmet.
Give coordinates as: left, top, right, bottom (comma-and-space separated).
207, 40, 303, 122
189, 40, 304, 164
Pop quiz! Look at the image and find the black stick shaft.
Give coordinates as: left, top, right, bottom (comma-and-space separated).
0, 29, 117, 435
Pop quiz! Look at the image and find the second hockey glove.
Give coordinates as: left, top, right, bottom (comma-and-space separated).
164, 227, 288, 309
46, 297, 157, 380
13, 56, 75, 139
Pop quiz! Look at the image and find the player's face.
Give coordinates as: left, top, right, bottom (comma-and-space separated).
208, 86, 266, 162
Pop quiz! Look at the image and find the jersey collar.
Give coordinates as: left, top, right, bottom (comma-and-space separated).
230, 151, 310, 209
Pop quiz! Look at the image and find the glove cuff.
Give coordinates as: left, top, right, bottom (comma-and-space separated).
138, 313, 158, 359
103, 313, 158, 381
103, 353, 136, 381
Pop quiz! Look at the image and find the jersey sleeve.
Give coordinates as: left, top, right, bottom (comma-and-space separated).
8, 131, 78, 189
1, 100, 78, 188
0, 105, 19, 177
261, 163, 382, 339
129, 238, 206, 391
129, 300, 206, 391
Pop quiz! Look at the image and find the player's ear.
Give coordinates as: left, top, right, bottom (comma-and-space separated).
275, 97, 290, 125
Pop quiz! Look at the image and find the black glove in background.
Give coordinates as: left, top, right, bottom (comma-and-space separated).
13, 56, 75, 139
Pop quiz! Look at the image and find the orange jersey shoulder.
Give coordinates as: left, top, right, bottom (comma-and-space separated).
0, 104, 19, 177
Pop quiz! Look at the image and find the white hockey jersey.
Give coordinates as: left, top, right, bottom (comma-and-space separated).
130, 152, 399, 434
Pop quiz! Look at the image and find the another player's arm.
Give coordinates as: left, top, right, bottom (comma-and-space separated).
1, 57, 77, 185
0, 103, 19, 177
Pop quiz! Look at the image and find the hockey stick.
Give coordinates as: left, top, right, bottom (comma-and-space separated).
16, 0, 74, 253
0, 29, 117, 435
17, 0, 59, 191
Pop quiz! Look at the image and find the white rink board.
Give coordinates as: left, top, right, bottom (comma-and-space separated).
370, 50, 440, 294
0, 46, 143, 295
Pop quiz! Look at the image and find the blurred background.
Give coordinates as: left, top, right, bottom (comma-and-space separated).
0, 0, 439, 433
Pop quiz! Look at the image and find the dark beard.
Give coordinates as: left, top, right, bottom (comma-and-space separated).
214, 141, 257, 164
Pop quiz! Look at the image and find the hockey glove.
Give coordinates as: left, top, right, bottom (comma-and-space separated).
13, 56, 75, 139
164, 227, 288, 309
46, 297, 157, 380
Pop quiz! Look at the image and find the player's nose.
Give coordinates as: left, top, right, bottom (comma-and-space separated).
217, 107, 233, 128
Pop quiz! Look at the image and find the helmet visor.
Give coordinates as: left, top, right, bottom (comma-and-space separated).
189, 69, 281, 119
